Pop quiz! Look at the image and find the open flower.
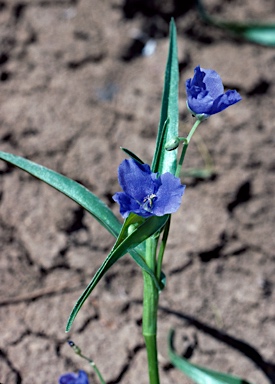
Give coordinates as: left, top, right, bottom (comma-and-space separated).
113, 159, 185, 218
59, 370, 89, 384
186, 66, 241, 120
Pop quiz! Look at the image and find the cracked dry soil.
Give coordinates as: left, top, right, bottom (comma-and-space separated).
0, 0, 275, 383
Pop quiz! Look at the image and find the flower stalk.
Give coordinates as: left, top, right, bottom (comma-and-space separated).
66, 341, 106, 384
175, 119, 202, 178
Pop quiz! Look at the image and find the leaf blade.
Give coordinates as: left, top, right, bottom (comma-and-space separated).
120, 147, 145, 164
168, 330, 253, 384
0, 151, 121, 238
151, 19, 179, 175
66, 214, 168, 331
197, 0, 275, 46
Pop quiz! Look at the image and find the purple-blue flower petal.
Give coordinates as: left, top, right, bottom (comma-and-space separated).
112, 191, 149, 218
117, 159, 156, 203
186, 65, 241, 118
59, 370, 89, 384
201, 68, 224, 98
186, 92, 214, 115
209, 90, 242, 114
113, 159, 185, 218
153, 173, 185, 216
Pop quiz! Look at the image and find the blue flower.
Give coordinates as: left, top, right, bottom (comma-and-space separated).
186, 66, 241, 120
113, 159, 185, 218
59, 370, 89, 384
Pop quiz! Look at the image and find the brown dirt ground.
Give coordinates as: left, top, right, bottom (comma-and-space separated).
0, 0, 275, 383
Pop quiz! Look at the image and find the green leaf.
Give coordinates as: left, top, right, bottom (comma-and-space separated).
181, 167, 214, 179
120, 147, 145, 164
0, 151, 163, 304
223, 24, 275, 46
168, 330, 253, 384
160, 271, 166, 289
197, 0, 275, 46
151, 19, 179, 175
0, 151, 121, 238
66, 214, 169, 331
114, 213, 145, 245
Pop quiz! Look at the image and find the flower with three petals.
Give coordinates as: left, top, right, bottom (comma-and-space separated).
186, 65, 242, 120
113, 159, 185, 218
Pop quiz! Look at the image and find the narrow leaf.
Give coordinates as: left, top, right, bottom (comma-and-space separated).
120, 147, 144, 164
116, 212, 150, 243
66, 214, 168, 331
182, 168, 214, 179
0, 151, 162, 299
0, 151, 121, 238
151, 19, 179, 175
168, 330, 253, 384
224, 24, 275, 46
152, 118, 169, 172
197, 0, 275, 46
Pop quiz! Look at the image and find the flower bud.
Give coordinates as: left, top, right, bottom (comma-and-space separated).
165, 137, 180, 151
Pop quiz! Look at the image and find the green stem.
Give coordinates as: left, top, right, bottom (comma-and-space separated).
141, 120, 201, 384
89, 363, 106, 384
156, 216, 171, 281
68, 341, 106, 384
175, 119, 201, 177
142, 237, 160, 384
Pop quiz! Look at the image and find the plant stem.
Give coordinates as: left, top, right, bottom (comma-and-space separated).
156, 216, 171, 281
68, 340, 106, 384
175, 119, 201, 177
141, 120, 201, 384
142, 237, 160, 384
